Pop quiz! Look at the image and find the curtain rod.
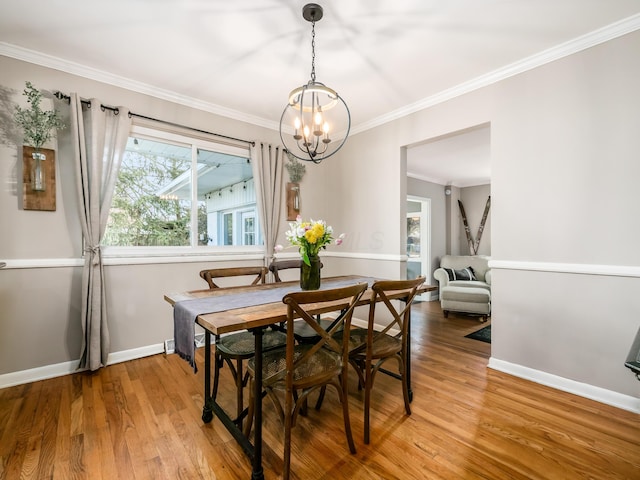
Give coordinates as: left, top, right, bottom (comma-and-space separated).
53, 91, 255, 147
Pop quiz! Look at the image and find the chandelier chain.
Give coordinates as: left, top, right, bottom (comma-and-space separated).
310, 20, 316, 82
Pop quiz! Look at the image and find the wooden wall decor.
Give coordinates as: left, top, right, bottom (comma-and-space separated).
286, 182, 300, 220
458, 196, 490, 255
22, 146, 56, 211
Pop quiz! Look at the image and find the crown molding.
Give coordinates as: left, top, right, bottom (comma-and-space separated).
407, 172, 490, 188
351, 13, 640, 135
2, 13, 639, 136
0, 42, 279, 131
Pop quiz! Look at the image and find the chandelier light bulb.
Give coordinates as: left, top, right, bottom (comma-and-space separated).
322, 122, 331, 143
303, 125, 311, 146
313, 111, 324, 136
293, 117, 302, 140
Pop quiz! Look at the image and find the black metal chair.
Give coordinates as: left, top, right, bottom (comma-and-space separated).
198, 266, 287, 429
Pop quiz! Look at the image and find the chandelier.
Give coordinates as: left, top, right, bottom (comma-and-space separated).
279, 3, 350, 164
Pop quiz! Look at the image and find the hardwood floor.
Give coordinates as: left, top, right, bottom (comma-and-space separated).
1, 301, 638, 479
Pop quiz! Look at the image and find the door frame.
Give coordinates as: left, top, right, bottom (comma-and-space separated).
407, 195, 432, 300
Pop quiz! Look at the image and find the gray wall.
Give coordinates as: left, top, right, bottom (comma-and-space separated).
1, 28, 639, 410
327, 30, 640, 405
0, 55, 282, 375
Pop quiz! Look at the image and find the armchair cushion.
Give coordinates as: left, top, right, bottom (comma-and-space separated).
442, 267, 476, 281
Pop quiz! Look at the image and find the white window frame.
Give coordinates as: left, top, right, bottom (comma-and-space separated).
101, 124, 263, 262
241, 210, 256, 246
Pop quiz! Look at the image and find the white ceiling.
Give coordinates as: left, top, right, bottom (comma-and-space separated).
407, 124, 491, 187
2, 0, 639, 185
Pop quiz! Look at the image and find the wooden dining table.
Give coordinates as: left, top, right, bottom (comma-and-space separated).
165, 275, 436, 480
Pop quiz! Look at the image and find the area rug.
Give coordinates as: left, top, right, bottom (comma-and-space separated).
465, 325, 491, 343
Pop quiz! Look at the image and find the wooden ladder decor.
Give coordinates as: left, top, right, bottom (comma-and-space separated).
458, 196, 491, 255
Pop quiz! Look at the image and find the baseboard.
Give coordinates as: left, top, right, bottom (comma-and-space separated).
0, 343, 165, 390
107, 343, 165, 365
0, 359, 81, 389
488, 357, 640, 414
351, 316, 400, 337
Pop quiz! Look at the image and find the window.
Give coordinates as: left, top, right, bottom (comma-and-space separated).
103, 125, 261, 249
242, 211, 256, 246
223, 212, 233, 246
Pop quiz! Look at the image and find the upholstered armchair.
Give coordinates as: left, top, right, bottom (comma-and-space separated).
433, 255, 491, 321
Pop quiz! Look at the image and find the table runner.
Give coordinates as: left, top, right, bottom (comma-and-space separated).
174, 277, 373, 372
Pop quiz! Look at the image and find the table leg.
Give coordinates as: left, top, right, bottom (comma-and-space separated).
251, 327, 264, 480
202, 330, 213, 423
200, 327, 260, 476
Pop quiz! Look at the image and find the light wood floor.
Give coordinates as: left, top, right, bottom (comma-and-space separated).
1, 301, 638, 479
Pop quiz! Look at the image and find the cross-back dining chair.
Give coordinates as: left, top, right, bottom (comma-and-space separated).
199, 266, 267, 289
267, 258, 304, 283
347, 276, 425, 444
268, 258, 333, 344
244, 282, 368, 480
198, 266, 287, 429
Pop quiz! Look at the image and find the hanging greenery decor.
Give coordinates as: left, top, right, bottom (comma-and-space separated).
14, 81, 65, 151
285, 150, 306, 183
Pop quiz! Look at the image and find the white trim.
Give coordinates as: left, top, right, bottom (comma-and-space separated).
0, 343, 164, 389
330, 314, 401, 337
488, 357, 640, 414
131, 125, 250, 157
0, 258, 84, 269
408, 172, 490, 189
489, 260, 640, 278
351, 13, 640, 134
0, 253, 266, 269
7, 256, 636, 274
0, 42, 278, 131
3, 15, 638, 137
407, 195, 432, 291
0, 359, 81, 389
325, 251, 407, 262
0, 251, 405, 269
107, 343, 165, 365
103, 253, 264, 266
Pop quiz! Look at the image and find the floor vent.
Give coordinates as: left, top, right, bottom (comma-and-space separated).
164, 333, 214, 354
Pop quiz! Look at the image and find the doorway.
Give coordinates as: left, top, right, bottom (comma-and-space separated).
407, 196, 431, 301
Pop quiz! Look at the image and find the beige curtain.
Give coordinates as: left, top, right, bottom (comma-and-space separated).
70, 95, 131, 371
251, 143, 285, 265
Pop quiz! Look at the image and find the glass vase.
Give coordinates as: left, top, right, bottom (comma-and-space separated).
300, 255, 321, 290
31, 151, 46, 191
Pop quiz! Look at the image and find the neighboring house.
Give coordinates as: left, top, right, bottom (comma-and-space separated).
0, 27, 638, 414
